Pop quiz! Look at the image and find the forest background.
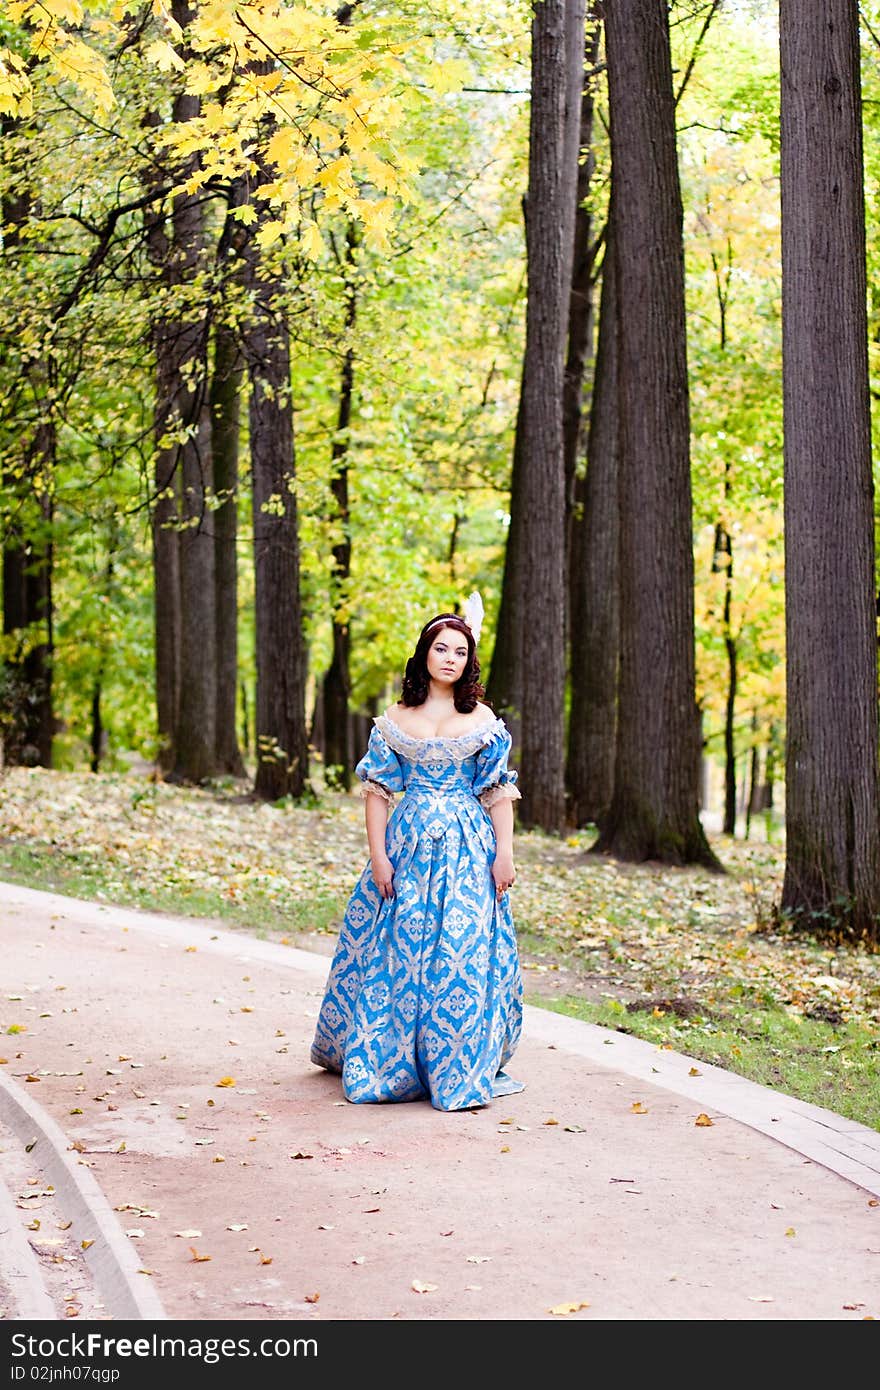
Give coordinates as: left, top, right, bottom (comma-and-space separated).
1, 0, 879, 1127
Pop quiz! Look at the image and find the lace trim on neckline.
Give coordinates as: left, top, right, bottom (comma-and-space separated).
374, 712, 503, 762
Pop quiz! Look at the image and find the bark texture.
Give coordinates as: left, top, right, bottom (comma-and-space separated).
567, 218, 619, 827
518, 0, 585, 831
211, 322, 246, 777
779, 0, 880, 940
595, 0, 718, 867
1, 122, 55, 769
242, 131, 308, 801
322, 221, 359, 788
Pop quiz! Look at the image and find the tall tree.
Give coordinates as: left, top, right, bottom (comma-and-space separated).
210, 316, 246, 779
595, 0, 718, 867
567, 215, 619, 827
321, 220, 360, 788
0, 114, 54, 769
518, 0, 585, 831
241, 112, 308, 801
779, 0, 880, 941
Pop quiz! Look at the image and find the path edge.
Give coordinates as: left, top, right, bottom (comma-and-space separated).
0, 1069, 167, 1321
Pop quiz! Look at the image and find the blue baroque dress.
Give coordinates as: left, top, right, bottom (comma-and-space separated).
310, 712, 524, 1111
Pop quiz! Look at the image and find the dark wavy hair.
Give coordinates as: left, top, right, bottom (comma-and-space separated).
400, 613, 487, 712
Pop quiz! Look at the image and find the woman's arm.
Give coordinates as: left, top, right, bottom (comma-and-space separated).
364, 791, 395, 898
488, 797, 515, 897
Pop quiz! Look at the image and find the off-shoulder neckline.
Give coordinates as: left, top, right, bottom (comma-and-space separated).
374, 711, 503, 745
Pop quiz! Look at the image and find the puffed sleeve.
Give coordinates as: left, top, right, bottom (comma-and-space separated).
472, 724, 522, 810
354, 725, 405, 805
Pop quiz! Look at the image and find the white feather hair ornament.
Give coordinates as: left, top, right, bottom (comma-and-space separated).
462, 590, 484, 644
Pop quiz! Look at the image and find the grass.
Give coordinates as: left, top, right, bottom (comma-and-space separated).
1, 766, 878, 1129
0, 839, 345, 939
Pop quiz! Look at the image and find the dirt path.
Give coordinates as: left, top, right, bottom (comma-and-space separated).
1, 882, 877, 1321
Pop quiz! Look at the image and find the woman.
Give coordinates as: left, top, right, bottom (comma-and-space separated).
310, 597, 524, 1111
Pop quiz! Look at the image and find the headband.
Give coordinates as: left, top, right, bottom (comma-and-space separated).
425, 591, 484, 644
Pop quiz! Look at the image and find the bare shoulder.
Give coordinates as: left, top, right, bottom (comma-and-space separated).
475, 701, 497, 722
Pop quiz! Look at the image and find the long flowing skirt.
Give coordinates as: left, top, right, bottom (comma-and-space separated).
310, 789, 523, 1111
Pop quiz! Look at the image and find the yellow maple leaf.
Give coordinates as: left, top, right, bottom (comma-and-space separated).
695, 1113, 714, 1127
144, 39, 185, 73
549, 1300, 590, 1316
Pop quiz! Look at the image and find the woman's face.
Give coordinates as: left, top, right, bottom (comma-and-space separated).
426, 627, 469, 688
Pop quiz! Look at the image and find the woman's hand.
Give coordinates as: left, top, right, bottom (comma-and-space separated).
492, 850, 516, 899
371, 852, 395, 900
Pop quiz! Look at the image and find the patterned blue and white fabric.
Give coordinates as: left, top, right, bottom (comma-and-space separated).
310, 713, 524, 1111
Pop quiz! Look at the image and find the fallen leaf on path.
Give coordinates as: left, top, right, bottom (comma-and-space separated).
694, 1113, 714, 1127
748, 1296, 773, 1303
289, 1151, 313, 1160
125, 1229, 145, 1239
784, 1227, 796, 1237
352, 1256, 365, 1265
688, 1067, 702, 1077
213, 1155, 226, 1163
631, 1102, 648, 1114
175, 1229, 202, 1239
466, 1255, 491, 1264
304, 1292, 320, 1303
543, 1117, 559, 1126
216, 1077, 236, 1088
227, 1224, 248, 1232
548, 1301, 590, 1316
259, 1255, 273, 1265
842, 1303, 864, 1310
411, 1280, 438, 1293
189, 1247, 211, 1262
564, 1124, 586, 1133
500, 1145, 510, 1153
27, 1218, 40, 1231
80, 1240, 94, 1250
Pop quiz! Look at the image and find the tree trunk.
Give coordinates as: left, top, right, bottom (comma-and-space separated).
594, 0, 719, 868
242, 130, 308, 801
567, 216, 620, 828
211, 321, 246, 777
712, 521, 737, 836
779, 0, 880, 941
519, 0, 585, 832
1, 129, 54, 769
1, 429, 54, 769
563, 14, 601, 580
322, 221, 359, 788
143, 23, 219, 783
485, 381, 526, 750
